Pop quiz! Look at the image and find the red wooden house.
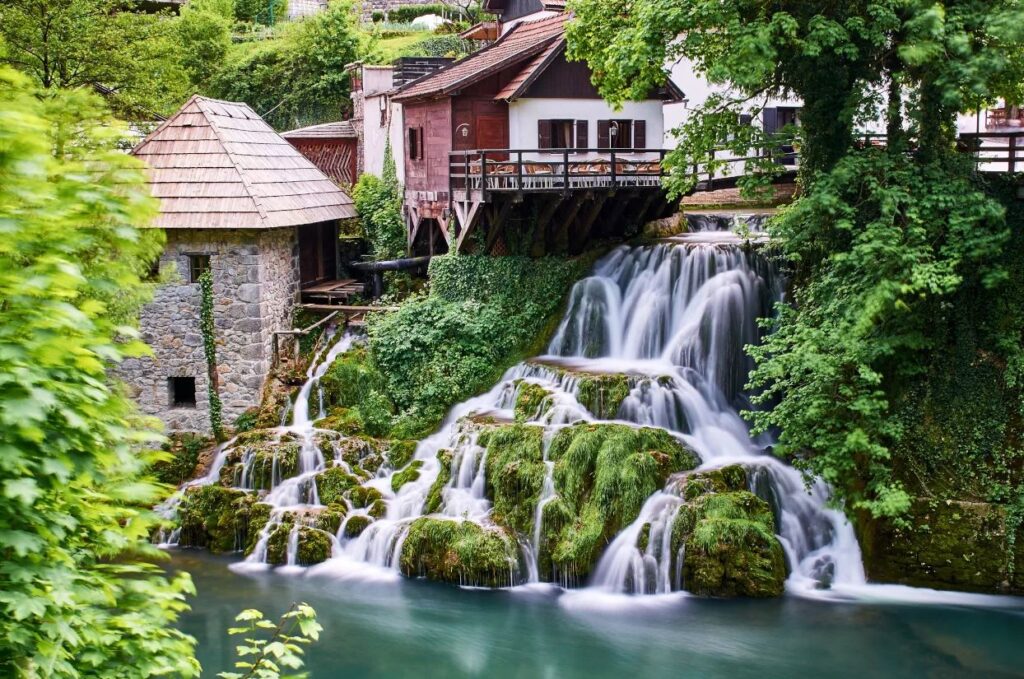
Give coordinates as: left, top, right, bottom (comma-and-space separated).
282, 121, 359, 187
391, 13, 683, 255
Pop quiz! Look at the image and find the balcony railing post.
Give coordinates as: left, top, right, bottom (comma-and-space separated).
516, 151, 523, 191
611, 150, 617, 187
464, 153, 470, 193
563, 149, 570, 191
1010, 133, 1018, 174
481, 150, 488, 197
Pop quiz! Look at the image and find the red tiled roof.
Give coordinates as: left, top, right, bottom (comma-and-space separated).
392, 14, 568, 103
132, 96, 356, 229
495, 38, 564, 102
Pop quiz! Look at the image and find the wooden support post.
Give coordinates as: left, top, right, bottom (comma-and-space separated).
601, 191, 635, 239
552, 194, 586, 254
455, 200, 484, 254
572, 193, 609, 253
484, 199, 514, 254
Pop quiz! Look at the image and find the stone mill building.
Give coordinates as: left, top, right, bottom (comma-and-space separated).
123, 95, 356, 432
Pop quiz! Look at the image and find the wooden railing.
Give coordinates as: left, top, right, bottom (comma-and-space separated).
959, 131, 1024, 173
448, 148, 667, 196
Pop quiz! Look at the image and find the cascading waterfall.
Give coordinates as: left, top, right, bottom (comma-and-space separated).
167, 219, 868, 598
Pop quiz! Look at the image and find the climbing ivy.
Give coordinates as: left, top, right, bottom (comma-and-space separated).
199, 269, 225, 440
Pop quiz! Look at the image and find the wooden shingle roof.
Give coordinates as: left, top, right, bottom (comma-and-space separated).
392, 13, 568, 103
282, 121, 357, 140
132, 96, 356, 230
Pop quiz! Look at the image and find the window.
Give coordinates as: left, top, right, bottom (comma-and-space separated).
597, 120, 645, 150
188, 254, 210, 284
538, 119, 578, 150
168, 377, 197, 408
408, 126, 423, 160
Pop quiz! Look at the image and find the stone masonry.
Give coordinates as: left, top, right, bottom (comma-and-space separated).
120, 228, 299, 432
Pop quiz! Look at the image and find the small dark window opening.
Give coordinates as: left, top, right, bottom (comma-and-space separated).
145, 257, 161, 281
169, 377, 197, 408
188, 254, 210, 283
598, 119, 634, 150
538, 119, 576, 150
408, 127, 423, 160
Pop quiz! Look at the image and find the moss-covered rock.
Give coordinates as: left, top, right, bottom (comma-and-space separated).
537, 423, 699, 583
514, 382, 553, 422
682, 464, 748, 500
671, 467, 786, 597
262, 521, 334, 566
219, 439, 301, 491
425, 449, 454, 514
347, 485, 383, 509
392, 460, 424, 493
232, 494, 273, 555
859, 497, 1024, 594
314, 505, 347, 535
399, 518, 519, 587
343, 514, 373, 538
387, 440, 419, 470
318, 407, 364, 436
318, 347, 396, 437
526, 362, 635, 419
481, 424, 546, 535
177, 485, 249, 553
315, 466, 360, 506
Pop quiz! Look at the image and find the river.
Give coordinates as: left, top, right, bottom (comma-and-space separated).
172, 550, 1024, 678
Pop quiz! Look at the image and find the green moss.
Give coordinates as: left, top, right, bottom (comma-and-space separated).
481, 424, 546, 535
232, 494, 273, 555
368, 499, 388, 519
387, 440, 419, 469
318, 407, 364, 435
682, 464, 749, 501
177, 485, 249, 553
233, 408, 260, 433
514, 382, 553, 422
575, 373, 633, 419
536, 423, 699, 580
399, 518, 519, 587
153, 433, 209, 486
297, 527, 333, 565
392, 460, 424, 493
314, 505, 347, 535
219, 440, 301, 490
637, 523, 652, 553
347, 485, 383, 509
315, 466, 360, 506
343, 514, 373, 538
670, 481, 786, 598
318, 346, 396, 437
425, 449, 454, 514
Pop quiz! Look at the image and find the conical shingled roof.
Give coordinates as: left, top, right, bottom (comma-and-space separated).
132, 95, 356, 229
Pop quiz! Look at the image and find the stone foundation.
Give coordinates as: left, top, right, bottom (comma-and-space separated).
120, 228, 299, 433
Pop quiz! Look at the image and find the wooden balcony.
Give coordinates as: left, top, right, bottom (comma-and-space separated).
449, 148, 667, 202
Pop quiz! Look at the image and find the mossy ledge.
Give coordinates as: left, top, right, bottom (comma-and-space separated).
532, 422, 699, 585
399, 518, 519, 587
671, 465, 787, 597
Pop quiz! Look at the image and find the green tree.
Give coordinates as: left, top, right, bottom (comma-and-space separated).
208, 0, 368, 129
235, 0, 288, 25
177, 0, 233, 88
0, 69, 199, 677
0, 0, 190, 120
218, 604, 321, 679
354, 143, 406, 260
567, 0, 1024, 518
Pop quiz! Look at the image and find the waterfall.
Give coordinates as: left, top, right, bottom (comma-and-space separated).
172, 220, 867, 597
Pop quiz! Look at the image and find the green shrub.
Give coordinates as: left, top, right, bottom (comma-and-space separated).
368, 253, 590, 430
353, 145, 405, 260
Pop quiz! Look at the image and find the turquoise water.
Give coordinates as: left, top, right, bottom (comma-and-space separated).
172, 551, 1024, 678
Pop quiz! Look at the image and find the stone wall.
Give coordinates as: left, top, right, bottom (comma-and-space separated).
120, 228, 299, 433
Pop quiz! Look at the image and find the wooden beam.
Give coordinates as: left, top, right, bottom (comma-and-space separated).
455, 200, 484, 253
534, 195, 563, 235
484, 199, 514, 254
599, 193, 636, 240
572, 193, 609, 253
550, 193, 587, 254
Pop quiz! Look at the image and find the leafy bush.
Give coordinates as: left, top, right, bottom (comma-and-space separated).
353, 145, 405, 260
234, 0, 287, 24
367, 254, 590, 432
415, 34, 474, 58
0, 71, 199, 677
176, 2, 232, 87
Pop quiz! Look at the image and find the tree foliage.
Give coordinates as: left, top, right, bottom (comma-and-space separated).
353, 143, 406, 260
208, 0, 368, 129
177, 0, 233, 88
0, 0, 190, 120
217, 604, 321, 679
568, 0, 1024, 518
0, 69, 199, 677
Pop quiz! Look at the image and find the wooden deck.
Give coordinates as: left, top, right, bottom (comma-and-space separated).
449, 148, 667, 202
300, 279, 364, 304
